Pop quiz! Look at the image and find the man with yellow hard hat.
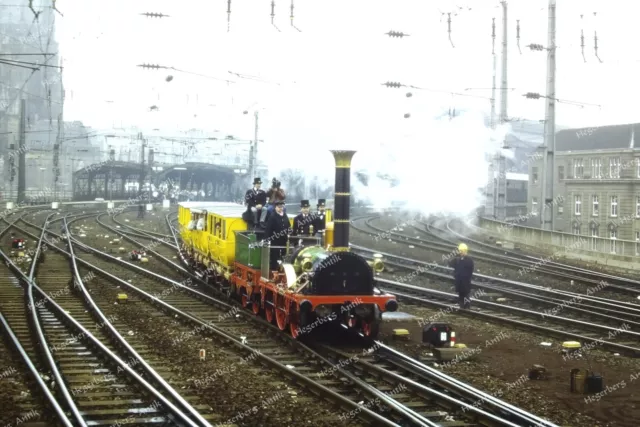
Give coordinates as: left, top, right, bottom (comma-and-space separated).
449, 243, 475, 309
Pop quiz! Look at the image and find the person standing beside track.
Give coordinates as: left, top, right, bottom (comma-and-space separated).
448, 243, 474, 309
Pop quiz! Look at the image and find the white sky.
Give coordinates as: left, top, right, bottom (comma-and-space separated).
6, 0, 640, 213
51, 0, 640, 132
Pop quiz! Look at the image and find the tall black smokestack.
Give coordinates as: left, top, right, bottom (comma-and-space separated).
330, 150, 355, 251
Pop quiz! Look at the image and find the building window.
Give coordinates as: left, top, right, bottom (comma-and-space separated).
532, 198, 538, 214
610, 229, 617, 253
532, 167, 538, 184
591, 158, 602, 178
637, 196, 640, 217
636, 231, 640, 256
573, 159, 583, 178
608, 157, 620, 178
558, 165, 564, 180
592, 195, 599, 216
573, 224, 580, 235
575, 195, 581, 215
610, 196, 618, 217
557, 198, 564, 214
591, 227, 599, 251
637, 159, 640, 178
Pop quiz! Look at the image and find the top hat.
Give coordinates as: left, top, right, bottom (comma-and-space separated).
300, 200, 310, 208
253, 177, 262, 185
317, 199, 326, 207
274, 200, 286, 206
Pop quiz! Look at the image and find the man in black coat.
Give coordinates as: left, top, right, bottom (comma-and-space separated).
292, 200, 313, 236
448, 243, 474, 309
264, 200, 291, 270
244, 177, 267, 228
312, 198, 327, 233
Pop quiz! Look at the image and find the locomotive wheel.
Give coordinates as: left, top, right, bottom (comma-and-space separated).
275, 308, 287, 331
346, 314, 359, 328
252, 295, 261, 315
290, 320, 300, 339
226, 283, 237, 299
361, 320, 380, 339
264, 302, 275, 323
241, 294, 250, 308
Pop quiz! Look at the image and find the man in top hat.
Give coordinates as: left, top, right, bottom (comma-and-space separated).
312, 199, 327, 233
244, 177, 267, 228
264, 200, 291, 270
293, 200, 314, 236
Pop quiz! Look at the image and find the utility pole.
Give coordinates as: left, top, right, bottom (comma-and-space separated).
109, 148, 115, 203
54, 56, 64, 201
495, 1, 509, 222
486, 17, 498, 219
17, 99, 26, 203
138, 132, 146, 197
247, 110, 259, 179
540, 0, 556, 231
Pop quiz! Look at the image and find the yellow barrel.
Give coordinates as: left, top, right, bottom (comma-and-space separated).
570, 368, 586, 393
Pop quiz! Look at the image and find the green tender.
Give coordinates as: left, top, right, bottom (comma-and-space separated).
235, 231, 262, 268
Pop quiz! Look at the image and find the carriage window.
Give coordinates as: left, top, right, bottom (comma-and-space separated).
215, 218, 222, 237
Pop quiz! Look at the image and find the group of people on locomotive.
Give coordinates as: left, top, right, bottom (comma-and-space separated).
243, 176, 328, 270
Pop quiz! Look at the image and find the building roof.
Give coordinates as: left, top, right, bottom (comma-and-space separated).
556, 123, 639, 152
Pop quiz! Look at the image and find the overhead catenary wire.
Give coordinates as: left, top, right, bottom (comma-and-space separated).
137, 64, 235, 84
523, 92, 601, 109
382, 82, 493, 101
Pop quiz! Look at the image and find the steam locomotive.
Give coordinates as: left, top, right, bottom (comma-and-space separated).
178, 150, 397, 339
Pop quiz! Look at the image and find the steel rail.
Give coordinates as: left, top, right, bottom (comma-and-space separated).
0, 215, 74, 427
444, 217, 640, 288
61, 215, 209, 427
19, 212, 88, 426
351, 245, 640, 327
16, 217, 406, 427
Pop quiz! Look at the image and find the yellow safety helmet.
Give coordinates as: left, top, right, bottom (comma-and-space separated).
458, 243, 468, 254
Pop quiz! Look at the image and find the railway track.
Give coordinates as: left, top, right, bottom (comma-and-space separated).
350, 216, 640, 357
16, 213, 399, 426
19, 209, 559, 426
439, 216, 640, 292
355, 215, 640, 299
2, 214, 215, 426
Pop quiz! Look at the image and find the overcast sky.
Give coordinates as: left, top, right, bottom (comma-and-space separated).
5, 0, 639, 213
51, 0, 639, 132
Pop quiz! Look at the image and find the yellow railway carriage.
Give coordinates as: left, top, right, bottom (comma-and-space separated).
178, 201, 323, 274
174, 150, 397, 340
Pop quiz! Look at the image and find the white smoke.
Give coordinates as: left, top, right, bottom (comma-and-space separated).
349, 111, 507, 216
260, 102, 506, 217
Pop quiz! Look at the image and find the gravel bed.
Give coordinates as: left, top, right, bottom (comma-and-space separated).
71, 216, 364, 426
353, 218, 640, 427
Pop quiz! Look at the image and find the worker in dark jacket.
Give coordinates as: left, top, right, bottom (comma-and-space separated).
448, 243, 474, 309
137, 204, 144, 219
264, 200, 291, 270
312, 199, 327, 233
244, 177, 267, 228
292, 200, 313, 236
